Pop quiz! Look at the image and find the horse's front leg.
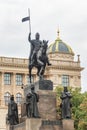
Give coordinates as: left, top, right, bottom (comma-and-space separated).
39, 66, 44, 80
41, 65, 45, 75
29, 65, 32, 83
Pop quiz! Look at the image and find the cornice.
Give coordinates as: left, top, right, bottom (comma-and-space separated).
0, 62, 84, 72
46, 65, 84, 71
0, 63, 28, 68
0, 56, 84, 72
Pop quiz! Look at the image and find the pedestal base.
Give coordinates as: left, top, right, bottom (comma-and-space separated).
6, 118, 75, 130
21, 90, 57, 119
38, 90, 57, 120
62, 119, 74, 130
7, 119, 62, 130
6, 124, 10, 130
26, 118, 42, 130
35, 80, 53, 91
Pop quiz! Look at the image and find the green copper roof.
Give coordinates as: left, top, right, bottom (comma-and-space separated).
48, 37, 74, 55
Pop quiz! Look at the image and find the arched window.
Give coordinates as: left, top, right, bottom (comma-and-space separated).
16, 93, 22, 105
4, 92, 11, 105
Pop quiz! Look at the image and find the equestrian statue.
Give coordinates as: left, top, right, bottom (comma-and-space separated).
28, 32, 51, 83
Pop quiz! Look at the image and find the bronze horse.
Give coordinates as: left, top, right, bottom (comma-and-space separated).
28, 40, 50, 83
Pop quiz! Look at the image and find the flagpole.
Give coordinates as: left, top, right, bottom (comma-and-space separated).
28, 8, 31, 34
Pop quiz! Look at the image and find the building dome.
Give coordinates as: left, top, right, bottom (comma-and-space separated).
48, 31, 74, 55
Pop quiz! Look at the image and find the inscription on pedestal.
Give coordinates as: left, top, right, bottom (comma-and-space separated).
42, 120, 62, 125
35, 80, 53, 91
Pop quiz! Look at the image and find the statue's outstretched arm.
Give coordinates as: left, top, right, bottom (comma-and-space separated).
28, 33, 31, 42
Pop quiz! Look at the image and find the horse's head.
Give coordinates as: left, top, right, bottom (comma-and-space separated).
42, 40, 48, 54
43, 40, 48, 45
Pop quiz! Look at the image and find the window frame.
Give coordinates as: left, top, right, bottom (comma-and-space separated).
16, 74, 23, 86
4, 73, 11, 85
62, 75, 69, 87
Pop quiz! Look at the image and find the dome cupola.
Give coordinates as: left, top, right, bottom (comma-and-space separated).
48, 30, 74, 55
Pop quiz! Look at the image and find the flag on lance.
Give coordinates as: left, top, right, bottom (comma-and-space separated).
22, 8, 31, 33
22, 16, 30, 22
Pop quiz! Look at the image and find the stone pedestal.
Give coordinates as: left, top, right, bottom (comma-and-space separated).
35, 80, 53, 91
26, 118, 42, 130
38, 90, 57, 120
21, 90, 57, 119
6, 80, 75, 130
62, 119, 74, 130
6, 117, 75, 130
6, 125, 14, 130
21, 103, 26, 117
40, 120, 62, 130
40, 125, 62, 130
6, 124, 10, 130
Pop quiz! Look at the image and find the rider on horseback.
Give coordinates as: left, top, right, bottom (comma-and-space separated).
28, 32, 51, 67
28, 32, 42, 66
28, 32, 51, 81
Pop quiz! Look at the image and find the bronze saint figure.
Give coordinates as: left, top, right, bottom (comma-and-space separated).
7, 95, 19, 125
60, 87, 72, 119
26, 86, 39, 118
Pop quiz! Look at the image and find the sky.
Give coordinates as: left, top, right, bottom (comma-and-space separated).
0, 0, 87, 92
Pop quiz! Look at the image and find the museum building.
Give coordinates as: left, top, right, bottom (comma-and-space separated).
0, 32, 83, 130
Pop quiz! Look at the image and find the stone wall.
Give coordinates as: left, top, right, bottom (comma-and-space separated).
0, 107, 7, 130
14, 122, 26, 130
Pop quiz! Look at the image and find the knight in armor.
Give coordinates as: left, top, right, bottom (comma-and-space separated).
28, 32, 51, 66
28, 32, 42, 65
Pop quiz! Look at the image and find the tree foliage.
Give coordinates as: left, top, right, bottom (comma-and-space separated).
55, 87, 87, 130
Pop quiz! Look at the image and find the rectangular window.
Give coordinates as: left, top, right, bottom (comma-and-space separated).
62, 75, 69, 87
16, 74, 23, 86
4, 73, 11, 85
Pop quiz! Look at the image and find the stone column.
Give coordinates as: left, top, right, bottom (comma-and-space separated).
62, 119, 74, 130
58, 75, 62, 85
1, 72, 5, 106
24, 74, 27, 85
12, 73, 16, 95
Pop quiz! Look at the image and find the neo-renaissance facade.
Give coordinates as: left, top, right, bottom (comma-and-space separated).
0, 32, 84, 130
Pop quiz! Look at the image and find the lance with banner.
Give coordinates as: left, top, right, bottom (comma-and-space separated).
22, 8, 31, 33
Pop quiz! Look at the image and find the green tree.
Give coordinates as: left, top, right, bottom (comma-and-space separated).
78, 92, 87, 130
71, 88, 83, 129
